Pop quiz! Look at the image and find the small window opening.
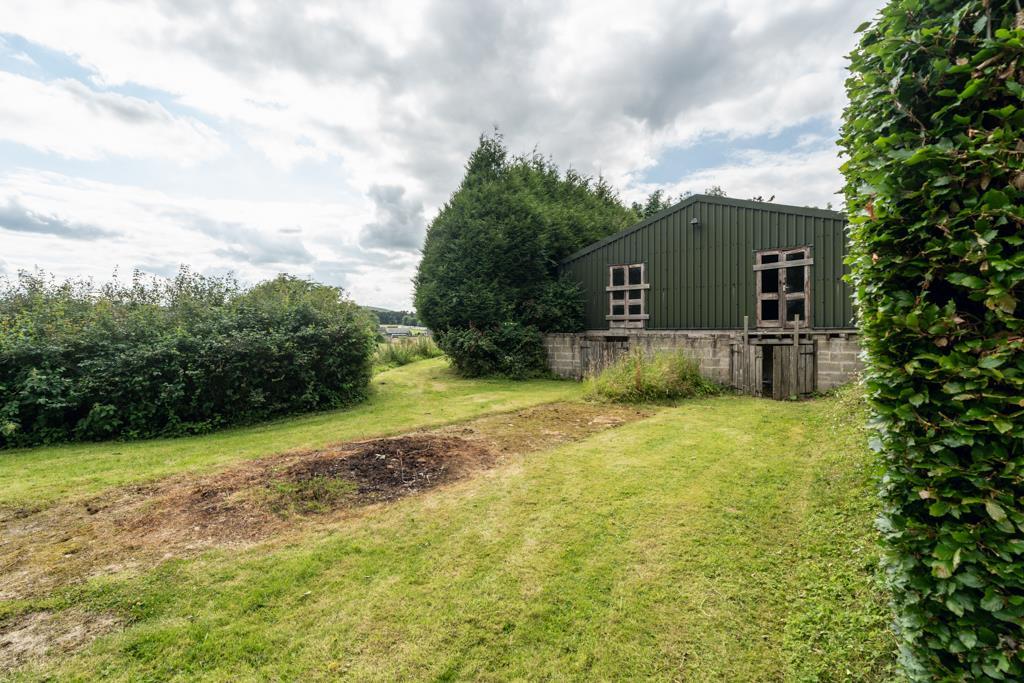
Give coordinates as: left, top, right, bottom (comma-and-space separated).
607, 263, 648, 325
786, 298, 805, 322
755, 247, 812, 328
785, 266, 804, 293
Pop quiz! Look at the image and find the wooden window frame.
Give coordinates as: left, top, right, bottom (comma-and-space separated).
606, 263, 650, 322
755, 247, 812, 328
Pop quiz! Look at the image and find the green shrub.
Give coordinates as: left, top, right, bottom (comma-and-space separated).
414, 133, 637, 377
439, 322, 547, 379
0, 269, 377, 448
584, 349, 718, 403
841, 3, 1024, 678
373, 336, 442, 370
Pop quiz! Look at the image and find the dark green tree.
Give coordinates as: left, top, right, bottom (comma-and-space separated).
841, 2, 1024, 679
631, 189, 679, 218
414, 134, 636, 377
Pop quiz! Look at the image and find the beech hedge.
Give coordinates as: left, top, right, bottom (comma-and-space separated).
841, 1, 1024, 679
0, 270, 377, 447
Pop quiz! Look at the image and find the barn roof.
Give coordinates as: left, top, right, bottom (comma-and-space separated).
561, 194, 846, 265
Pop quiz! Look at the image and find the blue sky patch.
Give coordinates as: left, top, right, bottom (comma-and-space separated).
640, 117, 838, 185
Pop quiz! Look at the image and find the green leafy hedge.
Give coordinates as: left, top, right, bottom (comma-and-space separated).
841, 2, 1024, 678
0, 270, 377, 447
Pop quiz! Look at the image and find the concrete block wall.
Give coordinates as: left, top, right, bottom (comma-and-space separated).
543, 333, 581, 379
815, 336, 864, 390
543, 330, 863, 395
542, 331, 734, 384
626, 332, 733, 385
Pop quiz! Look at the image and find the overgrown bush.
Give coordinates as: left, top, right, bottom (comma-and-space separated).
841, 3, 1024, 678
373, 336, 443, 370
0, 269, 377, 447
584, 350, 718, 403
414, 133, 637, 377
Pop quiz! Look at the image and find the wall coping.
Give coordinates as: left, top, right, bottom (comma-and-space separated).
548, 329, 858, 339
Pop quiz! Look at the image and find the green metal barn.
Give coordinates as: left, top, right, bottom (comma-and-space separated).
544, 194, 863, 399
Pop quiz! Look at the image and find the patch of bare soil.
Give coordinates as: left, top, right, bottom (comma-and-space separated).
0, 610, 120, 672
0, 402, 651, 609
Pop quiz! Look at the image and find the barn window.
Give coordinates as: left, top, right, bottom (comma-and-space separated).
606, 263, 649, 325
754, 247, 812, 328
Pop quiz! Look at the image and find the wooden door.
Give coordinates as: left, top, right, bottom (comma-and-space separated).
771, 342, 817, 399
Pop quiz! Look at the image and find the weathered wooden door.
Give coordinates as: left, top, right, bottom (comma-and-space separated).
730, 342, 764, 396
771, 342, 816, 399
580, 338, 631, 378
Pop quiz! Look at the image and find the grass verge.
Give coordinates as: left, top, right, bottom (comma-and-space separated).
0, 358, 580, 510
7, 392, 894, 680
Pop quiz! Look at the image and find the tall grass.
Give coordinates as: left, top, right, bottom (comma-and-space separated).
585, 349, 718, 403
374, 336, 442, 370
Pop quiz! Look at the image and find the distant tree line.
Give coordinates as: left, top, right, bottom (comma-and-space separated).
370, 308, 421, 326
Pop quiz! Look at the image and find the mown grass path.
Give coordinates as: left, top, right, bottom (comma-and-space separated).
10, 390, 894, 681
0, 359, 581, 509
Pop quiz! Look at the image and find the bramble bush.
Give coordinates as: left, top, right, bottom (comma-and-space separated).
0, 269, 377, 447
841, 2, 1024, 678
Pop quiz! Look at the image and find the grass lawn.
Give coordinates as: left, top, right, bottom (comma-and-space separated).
2, 361, 894, 680
0, 358, 581, 510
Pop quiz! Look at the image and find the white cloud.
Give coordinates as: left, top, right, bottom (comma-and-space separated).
0, 72, 225, 163
0, 170, 418, 307
0, 0, 885, 308
648, 147, 846, 210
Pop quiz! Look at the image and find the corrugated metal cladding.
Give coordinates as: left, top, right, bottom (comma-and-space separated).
560, 195, 855, 331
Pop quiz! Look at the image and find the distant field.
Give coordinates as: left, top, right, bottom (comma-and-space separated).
1, 360, 893, 680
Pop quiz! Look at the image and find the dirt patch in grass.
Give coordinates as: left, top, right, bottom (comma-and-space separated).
0, 610, 120, 672
0, 402, 651, 609
435, 402, 650, 456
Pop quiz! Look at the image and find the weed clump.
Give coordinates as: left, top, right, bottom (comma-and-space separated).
584, 350, 718, 403
374, 336, 442, 370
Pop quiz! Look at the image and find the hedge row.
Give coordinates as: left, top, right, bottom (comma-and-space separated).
841, 2, 1024, 679
0, 270, 377, 447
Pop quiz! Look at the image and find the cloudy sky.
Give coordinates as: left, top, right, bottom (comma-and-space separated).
0, 0, 881, 309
